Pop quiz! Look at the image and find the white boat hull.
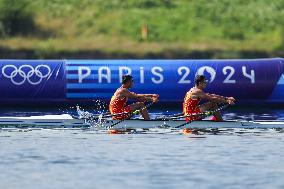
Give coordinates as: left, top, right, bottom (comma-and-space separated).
0, 114, 283, 129
107, 119, 284, 129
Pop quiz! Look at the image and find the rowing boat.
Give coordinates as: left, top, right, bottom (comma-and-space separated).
0, 114, 284, 129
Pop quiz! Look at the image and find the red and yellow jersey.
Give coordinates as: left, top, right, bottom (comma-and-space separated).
109, 95, 131, 120
183, 90, 201, 121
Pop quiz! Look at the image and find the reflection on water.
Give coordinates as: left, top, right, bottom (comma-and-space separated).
0, 129, 284, 189
1, 127, 283, 137
0, 105, 284, 189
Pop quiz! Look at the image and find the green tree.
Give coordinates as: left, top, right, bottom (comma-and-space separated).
0, 0, 35, 36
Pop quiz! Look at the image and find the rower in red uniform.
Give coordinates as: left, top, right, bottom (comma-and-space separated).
109, 75, 159, 120
183, 75, 235, 122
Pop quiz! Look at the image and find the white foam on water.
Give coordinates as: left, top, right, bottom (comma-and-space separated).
0, 114, 74, 119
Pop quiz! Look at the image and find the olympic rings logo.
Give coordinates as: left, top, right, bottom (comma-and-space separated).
2, 65, 51, 85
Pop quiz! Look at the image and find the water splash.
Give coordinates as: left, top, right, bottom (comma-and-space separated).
76, 106, 92, 119
76, 105, 108, 129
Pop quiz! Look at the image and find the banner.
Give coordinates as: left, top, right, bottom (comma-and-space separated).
0, 58, 283, 105
66, 59, 284, 102
0, 60, 65, 101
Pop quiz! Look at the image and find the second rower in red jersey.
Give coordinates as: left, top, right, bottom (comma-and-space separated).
109, 75, 159, 120
183, 75, 235, 122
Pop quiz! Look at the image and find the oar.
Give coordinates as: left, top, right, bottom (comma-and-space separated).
174, 104, 229, 128
100, 111, 140, 118
108, 102, 154, 128
160, 104, 229, 120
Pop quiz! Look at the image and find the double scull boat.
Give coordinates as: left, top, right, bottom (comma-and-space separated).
0, 114, 284, 129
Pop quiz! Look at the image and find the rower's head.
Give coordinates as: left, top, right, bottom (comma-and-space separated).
195, 75, 207, 89
122, 75, 134, 88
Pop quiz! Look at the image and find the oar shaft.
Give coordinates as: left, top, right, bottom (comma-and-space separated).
101, 111, 134, 118
164, 104, 229, 120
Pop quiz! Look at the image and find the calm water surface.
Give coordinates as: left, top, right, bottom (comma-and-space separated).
0, 107, 284, 189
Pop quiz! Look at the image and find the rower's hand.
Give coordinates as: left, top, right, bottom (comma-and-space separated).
152, 94, 159, 103
228, 97, 235, 101
228, 100, 235, 105
226, 97, 235, 105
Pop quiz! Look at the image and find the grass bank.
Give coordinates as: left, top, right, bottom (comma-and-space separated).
1, 0, 284, 59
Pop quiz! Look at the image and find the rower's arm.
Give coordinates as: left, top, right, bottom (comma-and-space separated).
210, 94, 227, 99
137, 94, 153, 101
211, 94, 235, 101
199, 91, 227, 103
124, 91, 150, 100
123, 89, 158, 102
141, 94, 157, 97
139, 94, 159, 98
125, 90, 139, 99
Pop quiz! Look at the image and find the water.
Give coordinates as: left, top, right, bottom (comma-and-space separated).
0, 107, 284, 189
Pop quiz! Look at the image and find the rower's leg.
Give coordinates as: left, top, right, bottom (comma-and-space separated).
213, 111, 223, 121
199, 102, 223, 121
129, 102, 150, 120
140, 108, 150, 120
